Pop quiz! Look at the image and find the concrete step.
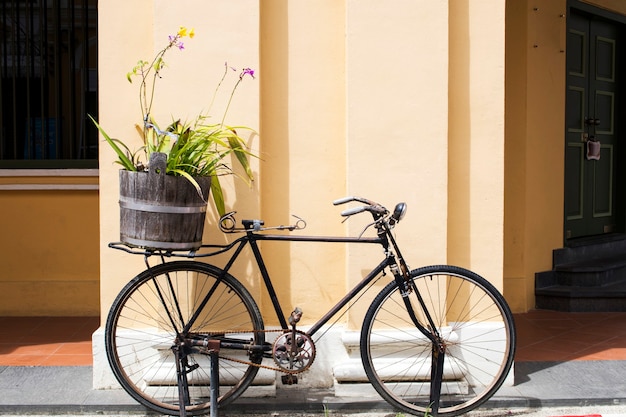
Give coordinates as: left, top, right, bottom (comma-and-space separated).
535, 279, 626, 312
535, 237, 626, 312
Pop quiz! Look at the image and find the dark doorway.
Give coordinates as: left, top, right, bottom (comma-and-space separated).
564, 8, 625, 242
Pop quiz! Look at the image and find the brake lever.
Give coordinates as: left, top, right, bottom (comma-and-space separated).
357, 220, 378, 238
265, 215, 307, 231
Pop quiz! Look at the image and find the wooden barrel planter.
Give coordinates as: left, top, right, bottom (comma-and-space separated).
119, 153, 211, 250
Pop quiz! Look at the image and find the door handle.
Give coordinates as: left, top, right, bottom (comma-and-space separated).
585, 117, 601, 126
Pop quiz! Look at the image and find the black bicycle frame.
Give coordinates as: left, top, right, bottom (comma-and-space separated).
200, 231, 389, 334
130, 218, 449, 415
160, 223, 439, 347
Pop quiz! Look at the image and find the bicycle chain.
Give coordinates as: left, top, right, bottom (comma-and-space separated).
198, 328, 314, 375
219, 352, 302, 375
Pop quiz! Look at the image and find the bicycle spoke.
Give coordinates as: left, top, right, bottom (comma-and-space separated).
361, 265, 515, 417
106, 261, 264, 416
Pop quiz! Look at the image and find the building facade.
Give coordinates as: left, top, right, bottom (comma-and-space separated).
2, 0, 626, 389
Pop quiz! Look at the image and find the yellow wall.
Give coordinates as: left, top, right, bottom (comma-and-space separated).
98, 0, 261, 325
449, 0, 506, 290
260, 0, 455, 327
504, 0, 530, 312
8, 1, 626, 319
98, 1, 508, 325
259, 0, 347, 326
504, 0, 568, 312
0, 173, 99, 316
344, 0, 451, 325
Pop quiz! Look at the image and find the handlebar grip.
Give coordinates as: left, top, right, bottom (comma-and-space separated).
341, 206, 366, 217
334, 196, 377, 205
333, 196, 355, 206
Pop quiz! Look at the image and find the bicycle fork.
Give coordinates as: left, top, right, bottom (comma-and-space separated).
390, 262, 446, 417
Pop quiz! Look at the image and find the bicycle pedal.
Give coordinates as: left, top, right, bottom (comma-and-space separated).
281, 374, 298, 385
289, 307, 303, 325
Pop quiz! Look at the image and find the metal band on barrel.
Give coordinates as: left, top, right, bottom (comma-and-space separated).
119, 197, 207, 214
120, 236, 202, 250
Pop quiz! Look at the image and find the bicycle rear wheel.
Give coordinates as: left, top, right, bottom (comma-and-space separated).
105, 261, 264, 416
361, 265, 515, 416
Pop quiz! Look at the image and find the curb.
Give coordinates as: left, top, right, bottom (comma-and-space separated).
550, 415, 626, 417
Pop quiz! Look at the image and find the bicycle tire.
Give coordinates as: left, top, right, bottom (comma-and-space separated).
105, 261, 264, 416
360, 265, 515, 416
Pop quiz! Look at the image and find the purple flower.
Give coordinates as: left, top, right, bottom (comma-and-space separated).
241, 68, 255, 79
177, 42, 185, 50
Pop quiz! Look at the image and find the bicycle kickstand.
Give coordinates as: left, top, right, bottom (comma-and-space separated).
173, 339, 221, 417
173, 345, 189, 417
208, 339, 221, 417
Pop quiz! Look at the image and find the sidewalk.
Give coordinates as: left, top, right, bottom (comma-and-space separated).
1, 360, 626, 416
2, 312, 626, 416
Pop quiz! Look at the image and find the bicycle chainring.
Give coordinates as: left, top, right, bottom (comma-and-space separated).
272, 330, 316, 373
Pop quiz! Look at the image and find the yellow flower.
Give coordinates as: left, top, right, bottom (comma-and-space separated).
177, 27, 195, 39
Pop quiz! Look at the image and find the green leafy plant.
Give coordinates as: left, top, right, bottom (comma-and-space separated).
424, 402, 433, 417
91, 26, 256, 216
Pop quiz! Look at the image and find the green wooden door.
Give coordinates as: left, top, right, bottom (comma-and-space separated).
565, 10, 622, 240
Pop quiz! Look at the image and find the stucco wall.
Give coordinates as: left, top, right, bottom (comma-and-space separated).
259, 0, 505, 326
98, 0, 261, 325
11, 1, 626, 320
98, 0, 507, 321
0, 174, 99, 316
95, 0, 510, 391
259, 0, 347, 326
87, 0, 526, 396
449, 0, 506, 291
504, 0, 567, 312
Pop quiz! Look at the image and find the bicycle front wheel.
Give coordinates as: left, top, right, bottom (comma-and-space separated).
105, 261, 264, 416
361, 265, 515, 416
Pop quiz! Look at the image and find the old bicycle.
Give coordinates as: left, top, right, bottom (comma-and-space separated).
105, 197, 516, 417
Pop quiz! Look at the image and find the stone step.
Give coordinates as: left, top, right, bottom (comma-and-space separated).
535, 279, 626, 312
552, 235, 626, 265
534, 236, 626, 312
554, 256, 626, 287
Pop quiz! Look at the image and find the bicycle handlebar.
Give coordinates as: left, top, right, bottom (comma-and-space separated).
333, 196, 388, 217
333, 196, 376, 206
340, 206, 368, 216
219, 197, 398, 234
